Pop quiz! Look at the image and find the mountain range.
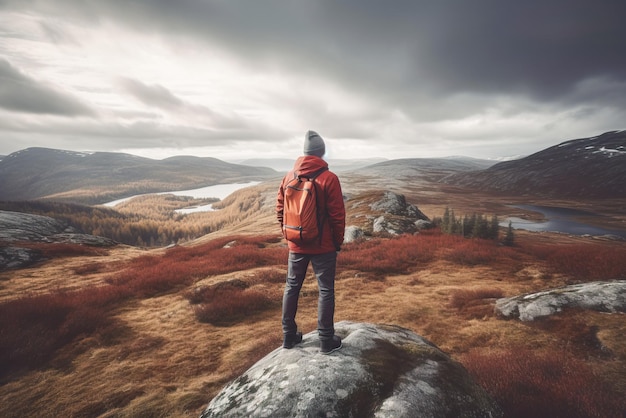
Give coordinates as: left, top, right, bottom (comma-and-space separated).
441, 130, 626, 198
0, 148, 278, 205
238, 157, 388, 172
1, 130, 624, 204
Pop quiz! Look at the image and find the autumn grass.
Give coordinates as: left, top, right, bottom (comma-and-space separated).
0, 285, 125, 380
534, 244, 626, 281
461, 349, 626, 418
0, 184, 275, 247
0, 234, 285, 381
12, 241, 109, 258
191, 288, 277, 325
338, 230, 513, 274
448, 287, 505, 319
1, 230, 625, 416
107, 234, 286, 295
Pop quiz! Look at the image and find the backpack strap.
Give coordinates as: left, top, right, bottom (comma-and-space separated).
297, 166, 328, 181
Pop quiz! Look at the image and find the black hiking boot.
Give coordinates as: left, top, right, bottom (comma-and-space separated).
283, 331, 303, 349
320, 335, 342, 355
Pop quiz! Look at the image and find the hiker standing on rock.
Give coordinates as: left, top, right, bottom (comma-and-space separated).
276, 130, 346, 354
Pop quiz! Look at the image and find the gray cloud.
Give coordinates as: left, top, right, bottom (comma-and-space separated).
118, 78, 184, 110
411, 3, 626, 101
12, 0, 624, 114
117, 77, 237, 124
39, 21, 80, 46
1, 0, 624, 159
0, 58, 95, 116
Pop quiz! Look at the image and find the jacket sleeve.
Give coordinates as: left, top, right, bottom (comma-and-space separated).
325, 173, 346, 248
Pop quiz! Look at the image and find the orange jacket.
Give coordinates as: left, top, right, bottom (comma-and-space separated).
276, 156, 345, 254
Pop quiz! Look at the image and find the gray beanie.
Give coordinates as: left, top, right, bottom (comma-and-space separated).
303, 130, 326, 157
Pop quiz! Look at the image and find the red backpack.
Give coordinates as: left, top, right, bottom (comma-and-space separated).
282, 167, 328, 243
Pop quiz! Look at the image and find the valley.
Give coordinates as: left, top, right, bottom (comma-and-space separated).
1, 175, 625, 417
1, 135, 625, 417
503, 204, 626, 239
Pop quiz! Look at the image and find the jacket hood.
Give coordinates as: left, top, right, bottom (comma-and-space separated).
293, 155, 328, 176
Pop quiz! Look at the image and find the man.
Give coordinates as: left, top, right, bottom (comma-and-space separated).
276, 130, 346, 354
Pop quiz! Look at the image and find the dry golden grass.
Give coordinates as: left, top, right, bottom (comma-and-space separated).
0, 245, 150, 302
1, 182, 625, 417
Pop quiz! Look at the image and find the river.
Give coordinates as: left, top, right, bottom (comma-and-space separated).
502, 204, 626, 239
103, 181, 261, 214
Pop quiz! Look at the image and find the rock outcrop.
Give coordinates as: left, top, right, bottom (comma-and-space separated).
368, 191, 431, 236
370, 191, 428, 220
0, 210, 75, 242
0, 210, 116, 269
344, 225, 365, 243
347, 191, 431, 237
0, 246, 43, 269
0, 210, 115, 246
495, 280, 626, 321
200, 321, 502, 418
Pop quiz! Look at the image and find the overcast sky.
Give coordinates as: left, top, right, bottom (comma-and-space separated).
1, 1, 625, 162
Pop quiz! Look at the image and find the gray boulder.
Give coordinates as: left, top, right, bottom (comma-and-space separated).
0, 246, 43, 269
369, 191, 428, 220
368, 192, 431, 236
495, 280, 626, 321
344, 225, 365, 243
200, 321, 502, 418
0, 210, 74, 241
372, 215, 426, 235
0, 210, 116, 270
0, 210, 115, 246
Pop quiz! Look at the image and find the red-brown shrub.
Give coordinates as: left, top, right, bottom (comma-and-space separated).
1, 235, 287, 379
253, 268, 287, 284
192, 288, 275, 326
546, 245, 626, 281
339, 233, 442, 275
448, 287, 504, 319
522, 243, 626, 281
184, 279, 250, 304
110, 235, 287, 297
73, 262, 105, 275
340, 231, 521, 275
19, 242, 107, 258
461, 349, 626, 418
109, 259, 193, 296
449, 288, 504, 310
444, 239, 500, 266
0, 286, 126, 379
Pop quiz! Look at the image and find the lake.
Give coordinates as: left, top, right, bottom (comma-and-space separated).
502, 204, 626, 239
103, 181, 261, 214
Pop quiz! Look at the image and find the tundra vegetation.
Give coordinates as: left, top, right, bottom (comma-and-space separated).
436, 206, 501, 240
1, 187, 625, 417
0, 186, 262, 247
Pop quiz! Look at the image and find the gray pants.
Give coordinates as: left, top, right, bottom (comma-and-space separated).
282, 251, 337, 340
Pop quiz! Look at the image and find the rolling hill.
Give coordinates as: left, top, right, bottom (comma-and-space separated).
239, 157, 388, 172
0, 148, 278, 204
355, 156, 494, 181
1, 135, 626, 417
2, 130, 625, 205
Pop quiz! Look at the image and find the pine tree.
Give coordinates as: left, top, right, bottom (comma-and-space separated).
442, 207, 451, 234
461, 215, 472, 238
450, 209, 459, 234
504, 221, 515, 246
490, 215, 500, 240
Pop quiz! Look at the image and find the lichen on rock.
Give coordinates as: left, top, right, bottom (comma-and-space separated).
200, 321, 502, 418
495, 280, 626, 321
